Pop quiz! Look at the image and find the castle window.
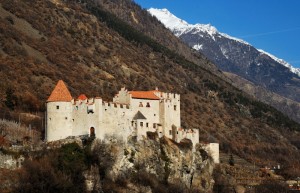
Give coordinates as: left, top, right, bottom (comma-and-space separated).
139, 102, 143, 107
88, 109, 94, 114
72, 119, 74, 122
154, 114, 156, 116
140, 122, 143, 127
174, 93, 176, 98
153, 123, 156, 128
169, 130, 172, 135
76, 106, 78, 110
146, 102, 150, 107
146, 123, 149, 127
65, 117, 68, 120
56, 105, 59, 109
131, 121, 134, 126
174, 105, 177, 111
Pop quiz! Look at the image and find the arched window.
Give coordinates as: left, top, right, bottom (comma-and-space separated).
139, 102, 143, 107
90, 127, 95, 138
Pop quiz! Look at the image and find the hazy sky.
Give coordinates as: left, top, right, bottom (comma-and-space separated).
134, 0, 300, 68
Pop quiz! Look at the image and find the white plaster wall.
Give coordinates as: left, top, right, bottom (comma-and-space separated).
130, 98, 160, 139
204, 143, 220, 164
46, 89, 185, 145
113, 88, 131, 104
72, 98, 102, 138
101, 102, 134, 141
160, 93, 181, 137
46, 102, 73, 141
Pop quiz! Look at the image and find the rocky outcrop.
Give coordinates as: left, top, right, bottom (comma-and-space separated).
0, 152, 24, 169
94, 135, 215, 192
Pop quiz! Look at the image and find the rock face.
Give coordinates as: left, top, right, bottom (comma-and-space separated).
0, 152, 24, 170
95, 136, 215, 192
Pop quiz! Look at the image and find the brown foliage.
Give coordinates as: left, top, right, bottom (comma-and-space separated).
0, 0, 300, 178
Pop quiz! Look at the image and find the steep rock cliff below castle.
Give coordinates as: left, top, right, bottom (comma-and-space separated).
93, 136, 214, 192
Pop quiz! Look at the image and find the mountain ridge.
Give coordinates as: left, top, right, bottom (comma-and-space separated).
149, 7, 300, 124
148, 8, 300, 77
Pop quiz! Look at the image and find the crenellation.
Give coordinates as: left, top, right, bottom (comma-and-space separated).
46, 81, 219, 163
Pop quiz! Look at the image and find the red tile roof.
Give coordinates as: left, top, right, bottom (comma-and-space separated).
47, 80, 72, 102
129, 91, 160, 100
78, 94, 87, 100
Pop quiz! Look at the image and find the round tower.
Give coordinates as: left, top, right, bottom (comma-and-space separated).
46, 80, 73, 141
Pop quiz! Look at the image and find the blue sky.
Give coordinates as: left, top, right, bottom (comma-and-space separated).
134, 0, 300, 68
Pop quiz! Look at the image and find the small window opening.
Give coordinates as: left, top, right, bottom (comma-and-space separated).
87, 107, 94, 114
65, 117, 68, 120
131, 121, 134, 126
56, 105, 59, 109
154, 114, 156, 116
139, 102, 143, 107
146, 102, 150, 107
76, 106, 78, 110
153, 123, 156, 128
72, 119, 74, 122
146, 123, 149, 127
140, 122, 143, 127
90, 127, 95, 138
174, 105, 177, 111
169, 130, 172, 135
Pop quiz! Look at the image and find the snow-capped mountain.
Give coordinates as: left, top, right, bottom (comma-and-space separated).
149, 8, 300, 103
148, 8, 300, 77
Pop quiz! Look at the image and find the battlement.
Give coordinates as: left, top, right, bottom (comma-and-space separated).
72, 97, 102, 105
160, 92, 180, 101
102, 101, 130, 109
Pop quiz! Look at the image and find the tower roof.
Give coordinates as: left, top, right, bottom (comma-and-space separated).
78, 94, 88, 100
47, 80, 72, 102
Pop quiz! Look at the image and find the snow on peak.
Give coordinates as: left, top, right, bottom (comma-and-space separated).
148, 8, 249, 44
149, 8, 218, 37
258, 49, 300, 77
149, 8, 299, 77
148, 8, 189, 33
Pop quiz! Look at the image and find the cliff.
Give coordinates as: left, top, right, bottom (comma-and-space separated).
3, 136, 214, 193
91, 136, 215, 192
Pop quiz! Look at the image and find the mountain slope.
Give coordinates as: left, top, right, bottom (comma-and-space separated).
149, 8, 300, 123
0, 0, 300, 178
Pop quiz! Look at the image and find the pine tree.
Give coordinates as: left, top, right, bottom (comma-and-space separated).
5, 88, 16, 110
229, 154, 235, 166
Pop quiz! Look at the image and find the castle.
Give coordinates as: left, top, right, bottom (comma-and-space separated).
46, 80, 200, 145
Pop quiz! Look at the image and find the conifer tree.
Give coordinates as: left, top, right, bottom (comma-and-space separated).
5, 88, 16, 110
229, 154, 235, 166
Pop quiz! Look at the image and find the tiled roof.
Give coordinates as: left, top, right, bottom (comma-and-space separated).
129, 91, 160, 100
47, 80, 72, 102
78, 94, 87, 100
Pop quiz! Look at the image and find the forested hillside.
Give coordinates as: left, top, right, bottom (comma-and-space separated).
0, 0, 300, 178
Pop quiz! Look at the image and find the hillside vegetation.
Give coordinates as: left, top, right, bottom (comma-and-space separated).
0, 0, 300, 178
